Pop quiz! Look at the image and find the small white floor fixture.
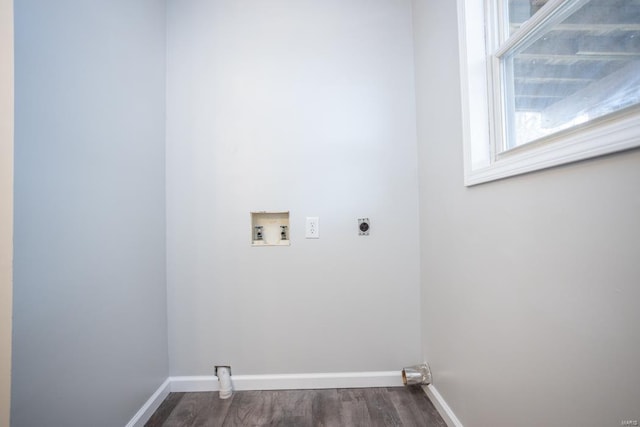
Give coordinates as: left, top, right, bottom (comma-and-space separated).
215, 366, 232, 399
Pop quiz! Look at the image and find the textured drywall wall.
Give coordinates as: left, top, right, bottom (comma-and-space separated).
0, 0, 13, 425
413, 1, 640, 426
166, 0, 421, 375
12, 1, 168, 426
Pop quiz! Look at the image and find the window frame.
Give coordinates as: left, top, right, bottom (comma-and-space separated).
457, 0, 640, 186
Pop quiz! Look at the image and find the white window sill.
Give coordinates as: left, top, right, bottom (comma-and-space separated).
464, 108, 640, 186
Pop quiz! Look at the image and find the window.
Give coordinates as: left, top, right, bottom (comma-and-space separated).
458, 0, 640, 185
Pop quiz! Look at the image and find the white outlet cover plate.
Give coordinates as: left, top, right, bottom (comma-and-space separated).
306, 217, 319, 238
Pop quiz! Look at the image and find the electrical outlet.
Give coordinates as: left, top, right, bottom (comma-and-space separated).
305, 217, 319, 238
358, 218, 370, 236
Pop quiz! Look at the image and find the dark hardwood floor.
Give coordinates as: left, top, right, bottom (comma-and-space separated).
145, 387, 447, 426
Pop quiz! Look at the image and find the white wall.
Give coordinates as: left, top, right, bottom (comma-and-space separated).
12, 1, 168, 426
0, 0, 13, 425
166, 0, 421, 375
413, 1, 640, 426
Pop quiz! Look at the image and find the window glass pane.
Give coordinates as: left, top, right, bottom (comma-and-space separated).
508, 0, 550, 35
502, 0, 640, 150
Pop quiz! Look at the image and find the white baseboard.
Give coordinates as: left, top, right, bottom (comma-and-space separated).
170, 370, 403, 392
127, 371, 405, 426
423, 384, 464, 427
125, 378, 171, 427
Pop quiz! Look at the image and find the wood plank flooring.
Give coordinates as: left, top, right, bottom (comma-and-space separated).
145, 387, 447, 426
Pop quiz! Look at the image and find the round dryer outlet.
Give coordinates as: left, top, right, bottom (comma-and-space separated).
358, 218, 370, 236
